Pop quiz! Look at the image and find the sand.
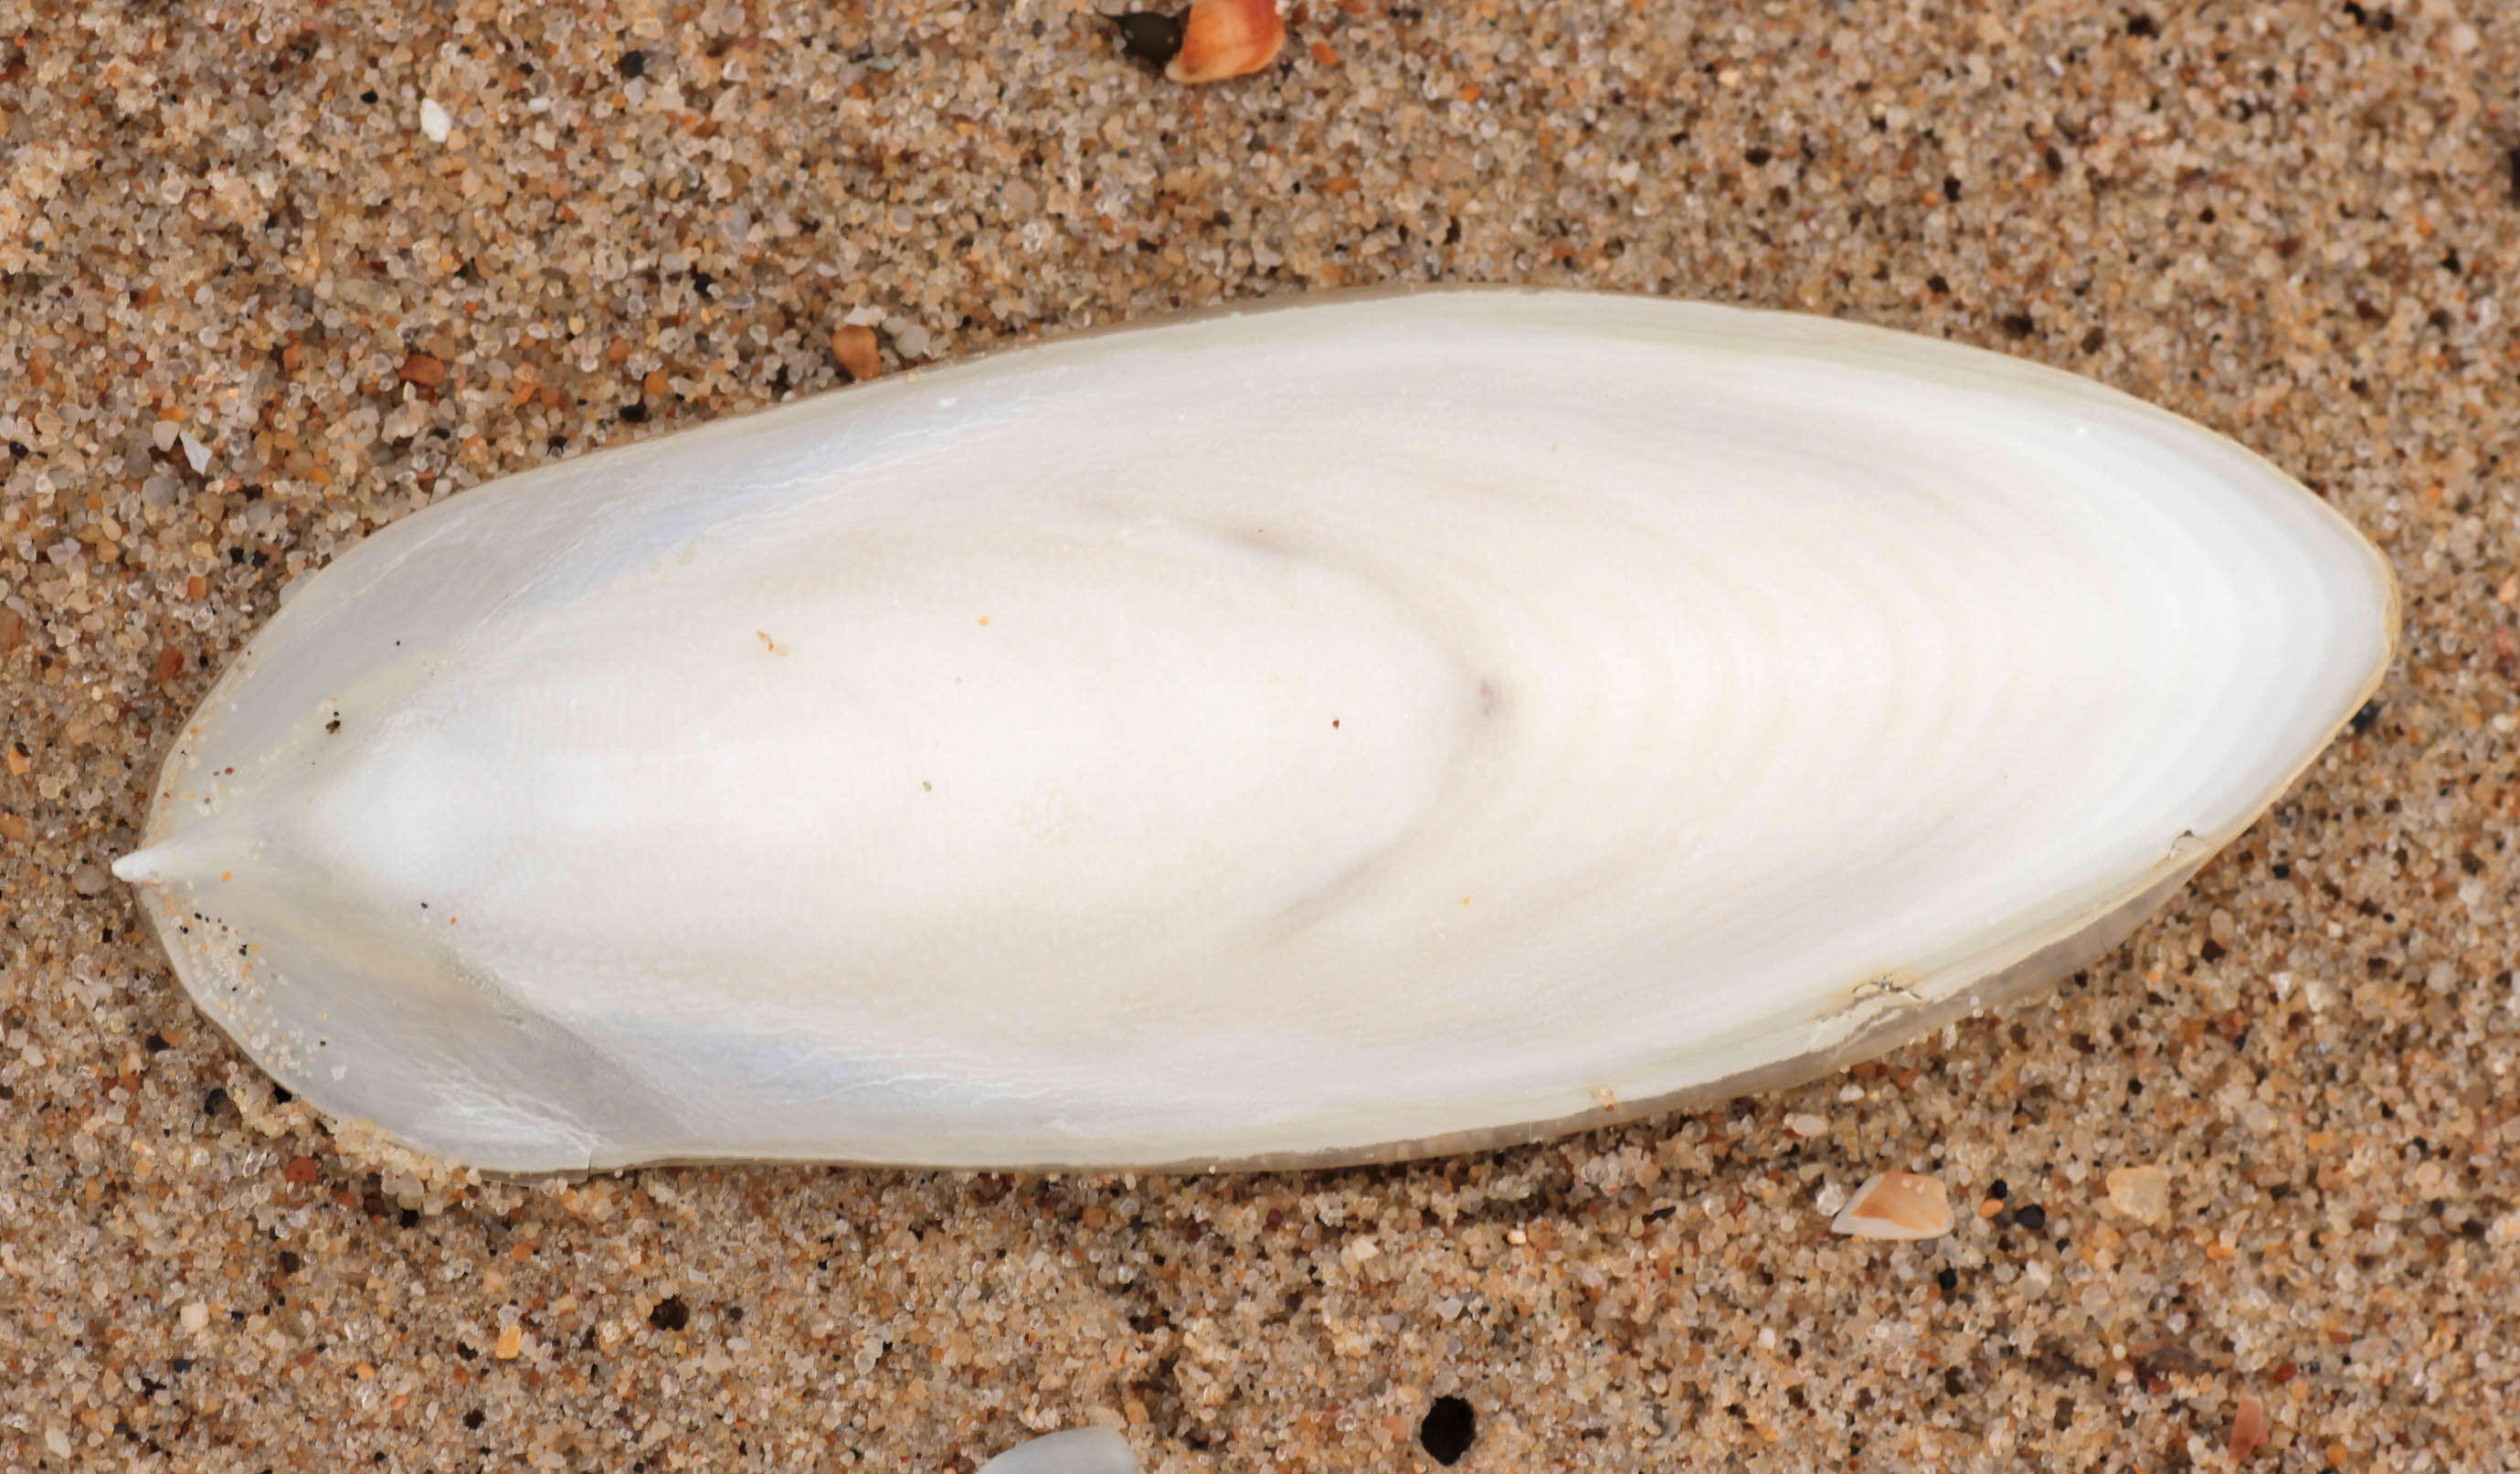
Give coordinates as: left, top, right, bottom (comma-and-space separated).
2, 0, 2515, 1469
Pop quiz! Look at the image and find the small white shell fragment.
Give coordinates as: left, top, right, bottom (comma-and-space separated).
1831, 1172, 1955, 1241
418, 97, 452, 142
975, 1429, 1140, 1474
112, 290, 2396, 1173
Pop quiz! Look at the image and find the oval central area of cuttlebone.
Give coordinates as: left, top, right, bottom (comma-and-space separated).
307, 494, 1488, 1058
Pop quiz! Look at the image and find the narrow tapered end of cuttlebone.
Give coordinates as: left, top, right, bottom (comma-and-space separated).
111, 830, 240, 887
112, 843, 185, 885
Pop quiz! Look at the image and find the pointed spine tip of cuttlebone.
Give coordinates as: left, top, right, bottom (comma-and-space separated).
111, 847, 171, 885
112, 839, 228, 886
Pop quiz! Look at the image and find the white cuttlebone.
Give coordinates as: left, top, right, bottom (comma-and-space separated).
114, 289, 2397, 1174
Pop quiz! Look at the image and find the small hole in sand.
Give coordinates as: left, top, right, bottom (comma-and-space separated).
1419, 1395, 1475, 1465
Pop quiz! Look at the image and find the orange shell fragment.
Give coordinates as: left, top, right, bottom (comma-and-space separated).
1831, 1171, 1954, 1240
1168, 0, 1285, 85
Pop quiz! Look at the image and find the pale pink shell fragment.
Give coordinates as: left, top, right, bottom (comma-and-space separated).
2230, 1394, 2272, 1460
1831, 1172, 1954, 1240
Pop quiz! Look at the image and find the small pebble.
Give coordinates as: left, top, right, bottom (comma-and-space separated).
178, 1301, 209, 1333
831, 325, 883, 382
1784, 1111, 1828, 1138
2106, 1164, 2173, 1225
418, 98, 452, 142
492, 1323, 524, 1361
70, 863, 109, 896
886, 319, 935, 359
1831, 1172, 1954, 1240
1110, 11, 1185, 68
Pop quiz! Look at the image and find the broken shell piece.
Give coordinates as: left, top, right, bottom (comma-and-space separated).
1832, 1172, 1955, 1240
2230, 1394, 2271, 1460
1167, 0, 1284, 83
978, 1429, 1139, 1474
2105, 1164, 2173, 1225
114, 290, 2395, 1173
